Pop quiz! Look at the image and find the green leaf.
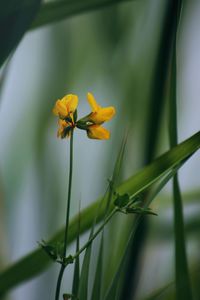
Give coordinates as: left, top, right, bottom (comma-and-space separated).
168, 1, 193, 299
0, 0, 41, 67
114, 193, 130, 208
104, 162, 186, 300
78, 228, 94, 300
120, 1, 182, 297
72, 206, 81, 297
39, 240, 63, 262
31, 0, 133, 30
91, 234, 104, 300
106, 133, 127, 211
0, 131, 199, 296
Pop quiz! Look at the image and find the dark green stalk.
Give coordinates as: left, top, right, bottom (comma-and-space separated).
169, 1, 193, 298
120, 2, 177, 299
55, 130, 74, 300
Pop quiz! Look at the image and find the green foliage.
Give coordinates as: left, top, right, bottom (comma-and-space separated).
168, 1, 193, 298
77, 229, 93, 300
91, 234, 104, 300
39, 240, 64, 262
0, 1, 199, 299
114, 193, 130, 208
0, 132, 199, 296
72, 210, 81, 298
31, 0, 133, 30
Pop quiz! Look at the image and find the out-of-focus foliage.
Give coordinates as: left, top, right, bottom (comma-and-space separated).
0, 0, 200, 300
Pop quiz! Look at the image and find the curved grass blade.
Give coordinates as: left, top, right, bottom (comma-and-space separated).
31, 0, 133, 30
0, 0, 41, 67
0, 131, 199, 296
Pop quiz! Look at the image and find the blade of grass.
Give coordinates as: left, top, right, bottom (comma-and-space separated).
104, 159, 188, 300
91, 234, 104, 300
72, 202, 81, 297
106, 131, 128, 210
89, 134, 127, 300
78, 135, 127, 299
31, 0, 134, 30
0, 0, 41, 67
169, 1, 193, 299
120, 2, 182, 298
0, 131, 199, 296
78, 228, 93, 300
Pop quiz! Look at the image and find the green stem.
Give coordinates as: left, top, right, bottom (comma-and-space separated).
72, 208, 117, 261
55, 130, 74, 300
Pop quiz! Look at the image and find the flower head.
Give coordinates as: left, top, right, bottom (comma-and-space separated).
53, 92, 115, 140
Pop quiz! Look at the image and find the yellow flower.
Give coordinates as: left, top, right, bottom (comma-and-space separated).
87, 92, 115, 124
53, 94, 78, 119
53, 92, 116, 140
87, 125, 110, 140
57, 119, 72, 139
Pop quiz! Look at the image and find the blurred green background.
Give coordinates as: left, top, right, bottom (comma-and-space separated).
0, 0, 200, 299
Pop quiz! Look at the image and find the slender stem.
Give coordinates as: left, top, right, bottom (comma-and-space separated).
72, 208, 117, 261
63, 130, 74, 258
55, 130, 74, 300
55, 265, 65, 300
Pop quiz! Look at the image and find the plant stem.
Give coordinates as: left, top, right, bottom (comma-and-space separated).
72, 208, 117, 261
55, 130, 74, 300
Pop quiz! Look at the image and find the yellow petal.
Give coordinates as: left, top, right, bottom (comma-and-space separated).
90, 106, 116, 124
87, 92, 101, 112
53, 99, 68, 118
64, 94, 78, 113
53, 94, 78, 119
87, 125, 110, 140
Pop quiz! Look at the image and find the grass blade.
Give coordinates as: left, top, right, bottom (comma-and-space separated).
31, 0, 133, 30
0, 0, 41, 67
72, 203, 81, 297
104, 161, 187, 300
91, 234, 104, 300
106, 132, 127, 211
169, 1, 193, 299
78, 228, 93, 300
0, 131, 199, 295
120, 2, 178, 295
78, 134, 126, 300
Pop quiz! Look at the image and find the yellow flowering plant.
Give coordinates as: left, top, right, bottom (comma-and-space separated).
50, 95, 155, 300
52, 94, 153, 300
52, 92, 116, 300
53, 92, 116, 140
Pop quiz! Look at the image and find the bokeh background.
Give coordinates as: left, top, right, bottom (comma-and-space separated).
0, 1, 200, 299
